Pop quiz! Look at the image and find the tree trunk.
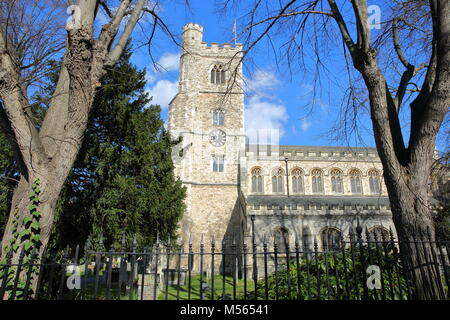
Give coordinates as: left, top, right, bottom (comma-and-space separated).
348, 41, 447, 299
1, 170, 64, 298
385, 173, 446, 299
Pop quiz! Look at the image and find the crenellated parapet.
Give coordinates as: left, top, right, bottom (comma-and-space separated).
245, 145, 380, 162
182, 23, 243, 54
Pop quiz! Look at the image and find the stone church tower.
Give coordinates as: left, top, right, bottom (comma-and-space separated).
168, 23, 246, 248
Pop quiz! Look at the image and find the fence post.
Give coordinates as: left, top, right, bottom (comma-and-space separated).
356, 223, 368, 300
303, 238, 312, 299
222, 239, 226, 300
295, 235, 302, 300
153, 236, 160, 300
313, 238, 320, 300
106, 244, 114, 300
242, 239, 247, 300
378, 229, 395, 300
232, 237, 237, 300
252, 235, 258, 300
349, 229, 360, 299
285, 235, 291, 300
263, 236, 268, 300
340, 235, 350, 300
200, 235, 204, 300
164, 239, 171, 301
93, 237, 103, 300
211, 236, 215, 300
364, 228, 377, 300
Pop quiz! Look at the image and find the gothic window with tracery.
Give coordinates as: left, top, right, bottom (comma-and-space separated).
213, 109, 225, 125
210, 64, 225, 84
349, 169, 363, 194
274, 227, 289, 252
251, 167, 263, 193
320, 227, 342, 251
368, 226, 390, 241
291, 168, 304, 193
368, 169, 381, 194
272, 168, 284, 193
311, 169, 324, 193
330, 168, 343, 193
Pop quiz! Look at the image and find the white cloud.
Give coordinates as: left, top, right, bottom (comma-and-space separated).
245, 69, 280, 99
245, 96, 288, 144
155, 52, 180, 73
145, 72, 157, 84
245, 69, 288, 143
146, 52, 180, 84
146, 80, 178, 109
300, 118, 312, 132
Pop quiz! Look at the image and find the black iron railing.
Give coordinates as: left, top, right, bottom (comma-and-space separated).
0, 228, 449, 300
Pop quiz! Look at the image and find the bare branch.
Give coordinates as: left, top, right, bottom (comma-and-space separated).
0, 101, 27, 177
351, 0, 370, 50
0, 26, 47, 172
99, 0, 113, 19
393, 18, 412, 69
327, 0, 356, 54
105, 0, 147, 67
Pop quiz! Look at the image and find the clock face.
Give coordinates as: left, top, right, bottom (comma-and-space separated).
209, 129, 226, 147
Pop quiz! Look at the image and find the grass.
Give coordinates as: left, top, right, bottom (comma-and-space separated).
158, 274, 256, 300
58, 270, 140, 300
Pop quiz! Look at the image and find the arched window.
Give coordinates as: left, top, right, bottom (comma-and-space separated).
349, 169, 362, 194
291, 168, 304, 194
330, 168, 343, 193
210, 64, 225, 84
251, 167, 263, 193
272, 168, 284, 193
274, 228, 289, 252
368, 169, 381, 194
368, 226, 390, 241
320, 228, 342, 251
213, 109, 225, 125
311, 169, 324, 193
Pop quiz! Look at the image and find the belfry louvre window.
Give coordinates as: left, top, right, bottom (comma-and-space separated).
251, 167, 263, 193
368, 169, 381, 194
350, 169, 362, 194
272, 168, 284, 193
311, 169, 324, 193
212, 155, 224, 172
330, 168, 343, 193
210, 64, 225, 84
213, 110, 224, 125
291, 168, 304, 193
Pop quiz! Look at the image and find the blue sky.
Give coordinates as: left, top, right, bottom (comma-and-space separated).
120, 0, 447, 153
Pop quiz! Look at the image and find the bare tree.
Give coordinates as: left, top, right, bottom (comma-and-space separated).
221, 0, 449, 299
0, 0, 177, 293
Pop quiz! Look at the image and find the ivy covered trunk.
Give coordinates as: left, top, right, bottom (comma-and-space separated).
1, 176, 62, 298
0, 1, 149, 299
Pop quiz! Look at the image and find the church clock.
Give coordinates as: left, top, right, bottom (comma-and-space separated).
209, 129, 226, 147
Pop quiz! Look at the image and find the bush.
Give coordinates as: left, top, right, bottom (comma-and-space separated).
251, 243, 410, 300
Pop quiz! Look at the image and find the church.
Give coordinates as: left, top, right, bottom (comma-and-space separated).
168, 23, 395, 254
